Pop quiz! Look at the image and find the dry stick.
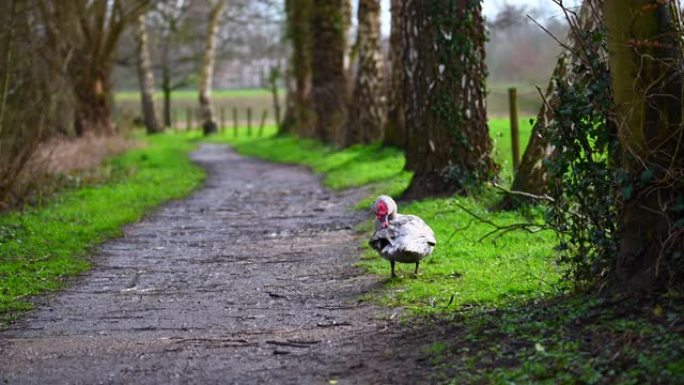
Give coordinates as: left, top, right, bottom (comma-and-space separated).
232, 106, 238, 137
258, 109, 268, 137
247, 107, 252, 137
447, 200, 549, 244
508, 88, 521, 170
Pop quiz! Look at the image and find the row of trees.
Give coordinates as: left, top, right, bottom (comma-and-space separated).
282, 0, 496, 198
0, 0, 279, 204
281, 0, 683, 292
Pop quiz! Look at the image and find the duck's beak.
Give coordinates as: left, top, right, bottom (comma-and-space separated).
377, 214, 389, 228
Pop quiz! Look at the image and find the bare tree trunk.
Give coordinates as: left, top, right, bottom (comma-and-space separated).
311, 0, 349, 145
383, 0, 405, 149
345, 0, 383, 146
199, 0, 225, 136
605, 0, 684, 290
73, 69, 114, 136
283, 0, 314, 137
37, 0, 148, 137
498, 0, 602, 209
401, 0, 496, 199
135, 13, 162, 134
161, 42, 172, 128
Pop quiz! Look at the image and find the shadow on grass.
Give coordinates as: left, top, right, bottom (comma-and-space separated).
397, 293, 684, 384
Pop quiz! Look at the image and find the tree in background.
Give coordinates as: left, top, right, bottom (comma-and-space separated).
605, 0, 684, 290
199, 0, 226, 136
311, 0, 349, 145
383, 0, 405, 149
283, 0, 314, 137
37, 0, 149, 136
401, 0, 497, 199
0, 0, 63, 205
497, 0, 602, 210
134, 12, 162, 134
153, 0, 197, 128
345, 0, 384, 146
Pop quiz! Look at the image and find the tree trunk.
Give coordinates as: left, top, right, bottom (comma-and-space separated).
401, 0, 496, 199
498, 0, 602, 209
37, 0, 148, 137
161, 42, 172, 128
73, 69, 114, 136
383, 0, 405, 149
311, 0, 348, 145
605, 0, 684, 290
345, 0, 383, 146
199, 0, 225, 136
135, 13, 162, 134
284, 0, 314, 137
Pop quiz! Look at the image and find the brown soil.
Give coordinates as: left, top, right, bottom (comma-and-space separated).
0, 144, 441, 384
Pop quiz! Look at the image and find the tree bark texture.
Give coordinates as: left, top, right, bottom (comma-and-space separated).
605, 0, 684, 290
311, 0, 349, 145
345, 0, 384, 146
402, 0, 496, 199
498, 0, 603, 209
199, 0, 225, 136
135, 13, 162, 134
37, 0, 148, 136
284, 0, 315, 137
383, 0, 406, 149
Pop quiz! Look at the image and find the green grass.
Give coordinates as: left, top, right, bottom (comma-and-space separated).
0, 134, 204, 323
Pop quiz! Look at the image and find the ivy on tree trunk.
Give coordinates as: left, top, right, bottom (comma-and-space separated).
402, 0, 497, 199
605, 0, 684, 290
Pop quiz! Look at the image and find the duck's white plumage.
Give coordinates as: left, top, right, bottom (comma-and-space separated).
369, 195, 436, 277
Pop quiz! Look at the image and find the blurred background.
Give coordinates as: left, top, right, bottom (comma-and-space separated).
111, 0, 576, 125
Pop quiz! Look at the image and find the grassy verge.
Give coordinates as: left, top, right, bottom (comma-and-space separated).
210, 121, 683, 384
0, 134, 204, 324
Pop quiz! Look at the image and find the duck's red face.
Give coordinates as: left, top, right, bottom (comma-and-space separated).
375, 201, 389, 228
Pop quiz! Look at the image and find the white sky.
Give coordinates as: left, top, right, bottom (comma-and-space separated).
378, 0, 583, 36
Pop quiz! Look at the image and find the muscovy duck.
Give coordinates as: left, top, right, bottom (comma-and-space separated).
369, 195, 436, 277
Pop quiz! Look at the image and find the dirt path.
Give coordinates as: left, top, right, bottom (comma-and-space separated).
0, 144, 436, 385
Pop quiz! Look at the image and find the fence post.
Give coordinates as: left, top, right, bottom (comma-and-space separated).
508, 87, 521, 170
220, 106, 226, 134
247, 107, 252, 137
232, 107, 238, 137
172, 109, 177, 131
258, 109, 268, 137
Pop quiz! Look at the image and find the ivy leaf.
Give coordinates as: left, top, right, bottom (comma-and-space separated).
674, 218, 684, 230
640, 169, 654, 185
623, 185, 634, 200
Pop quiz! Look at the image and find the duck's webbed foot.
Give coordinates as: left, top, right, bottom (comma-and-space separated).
390, 260, 397, 278
414, 262, 420, 275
